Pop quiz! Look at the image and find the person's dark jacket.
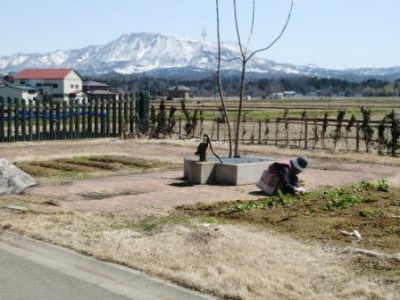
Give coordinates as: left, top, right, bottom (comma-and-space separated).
269, 161, 300, 194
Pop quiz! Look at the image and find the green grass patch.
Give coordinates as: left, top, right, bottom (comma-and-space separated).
359, 208, 384, 218
386, 226, 400, 233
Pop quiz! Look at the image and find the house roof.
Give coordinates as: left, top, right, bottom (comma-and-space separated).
167, 85, 191, 92
0, 79, 11, 86
87, 90, 117, 95
0, 84, 40, 91
14, 68, 76, 80
83, 80, 109, 87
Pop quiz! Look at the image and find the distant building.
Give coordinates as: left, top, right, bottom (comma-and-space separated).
83, 80, 118, 101
82, 80, 110, 93
269, 91, 297, 100
0, 83, 40, 104
269, 92, 284, 100
12, 68, 83, 102
284, 91, 296, 97
167, 85, 191, 99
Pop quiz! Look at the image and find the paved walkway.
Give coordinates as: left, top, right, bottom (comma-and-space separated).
27, 162, 400, 211
0, 232, 216, 300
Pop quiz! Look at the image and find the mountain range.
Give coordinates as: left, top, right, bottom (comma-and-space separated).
1, 32, 400, 81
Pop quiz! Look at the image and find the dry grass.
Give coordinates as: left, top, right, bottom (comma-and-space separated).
1, 204, 398, 300
0, 138, 399, 300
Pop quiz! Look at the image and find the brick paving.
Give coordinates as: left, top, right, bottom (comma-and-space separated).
27, 162, 400, 211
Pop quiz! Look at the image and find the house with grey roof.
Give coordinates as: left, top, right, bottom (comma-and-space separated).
0, 84, 41, 104
83, 80, 118, 101
167, 85, 191, 99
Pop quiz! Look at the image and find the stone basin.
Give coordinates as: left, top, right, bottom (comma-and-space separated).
183, 156, 275, 185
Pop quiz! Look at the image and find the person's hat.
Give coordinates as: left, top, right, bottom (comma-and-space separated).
291, 155, 308, 172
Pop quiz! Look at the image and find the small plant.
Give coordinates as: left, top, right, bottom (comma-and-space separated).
136, 215, 189, 235
322, 187, 356, 211
353, 180, 389, 192
222, 190, 302, 214
324, 194, 361, 210
283, 109, 290, 146
353, 181, 375, 191
298, 110, 307, 148
376, 179, 389, 192
230, 198, 275, 213
360, 107, 374, 152
386, 226, 400, 234
345, 114, 356, 151
330, 109, 346, 150
321, 112, 329, 149
241, 113, 247, 143
378, 110, 400, 156
275, 190, 292, 206
181, 99, 200, 138
312, 117, 319, 149
274, 117, 281, 146
322, 182, 386, 211
359, 208, 384, 218
264, 118, 270, 144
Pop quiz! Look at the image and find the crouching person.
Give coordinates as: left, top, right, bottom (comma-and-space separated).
256, 155, 308, 195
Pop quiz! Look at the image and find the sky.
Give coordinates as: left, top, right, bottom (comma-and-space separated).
2, 0, 399, 70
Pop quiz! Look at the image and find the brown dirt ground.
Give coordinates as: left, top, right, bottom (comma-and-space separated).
177, 188, 400, 252
2, 138, 400, 279
176, 186, 400, 280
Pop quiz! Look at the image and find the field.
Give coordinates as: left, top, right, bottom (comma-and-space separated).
164, 96, 400, 120
0, 137, 399, 300
157, 97, 400, 156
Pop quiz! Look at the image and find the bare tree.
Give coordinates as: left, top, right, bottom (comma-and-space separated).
215, 0, 294, 157
215, 0, 233, 157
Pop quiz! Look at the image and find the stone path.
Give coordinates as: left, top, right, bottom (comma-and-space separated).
27, 162, 400, 211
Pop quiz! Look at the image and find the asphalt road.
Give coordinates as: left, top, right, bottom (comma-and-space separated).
0, 232, 216, 300
0, 247, 131, 300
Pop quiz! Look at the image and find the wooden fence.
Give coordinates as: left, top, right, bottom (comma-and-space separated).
179, 116, 400, 157
1, 99, 399, 157
0, 98, 137, 142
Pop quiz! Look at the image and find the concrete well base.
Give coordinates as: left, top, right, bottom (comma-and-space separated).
183, 157, 274, 185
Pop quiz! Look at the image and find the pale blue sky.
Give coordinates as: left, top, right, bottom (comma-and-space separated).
2, 0, 399, 70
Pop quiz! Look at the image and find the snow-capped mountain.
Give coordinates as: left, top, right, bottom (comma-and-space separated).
1, 32, 399, 80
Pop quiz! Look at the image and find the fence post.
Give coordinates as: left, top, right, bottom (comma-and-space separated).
35, 101, 40, 141
75, 100, 81, 138
112, 98, 117, 136
20, 100, 27, 141
69, 99, 74, 139
95, 98, 100, 137
356, 122, 360, 152
62, 101, 67, 140
100, 98, 106, 137
55, 102, 61, 140
28, 100, 33, 141
7, 103, 12, 142
0, 101, 4, 142
122, 96, 127, 137
118, 96, 123, 137
258, 120, 262, 144
178, 116, 182, 139
129, 95, 134, 134
14, 102, 20, 141
304, 120, 308, 149
106, 99, 111, 137
82, 100, 87, 138
49, 100, 54, 140
216, 121, 220, 141
42, 102, 48, 141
